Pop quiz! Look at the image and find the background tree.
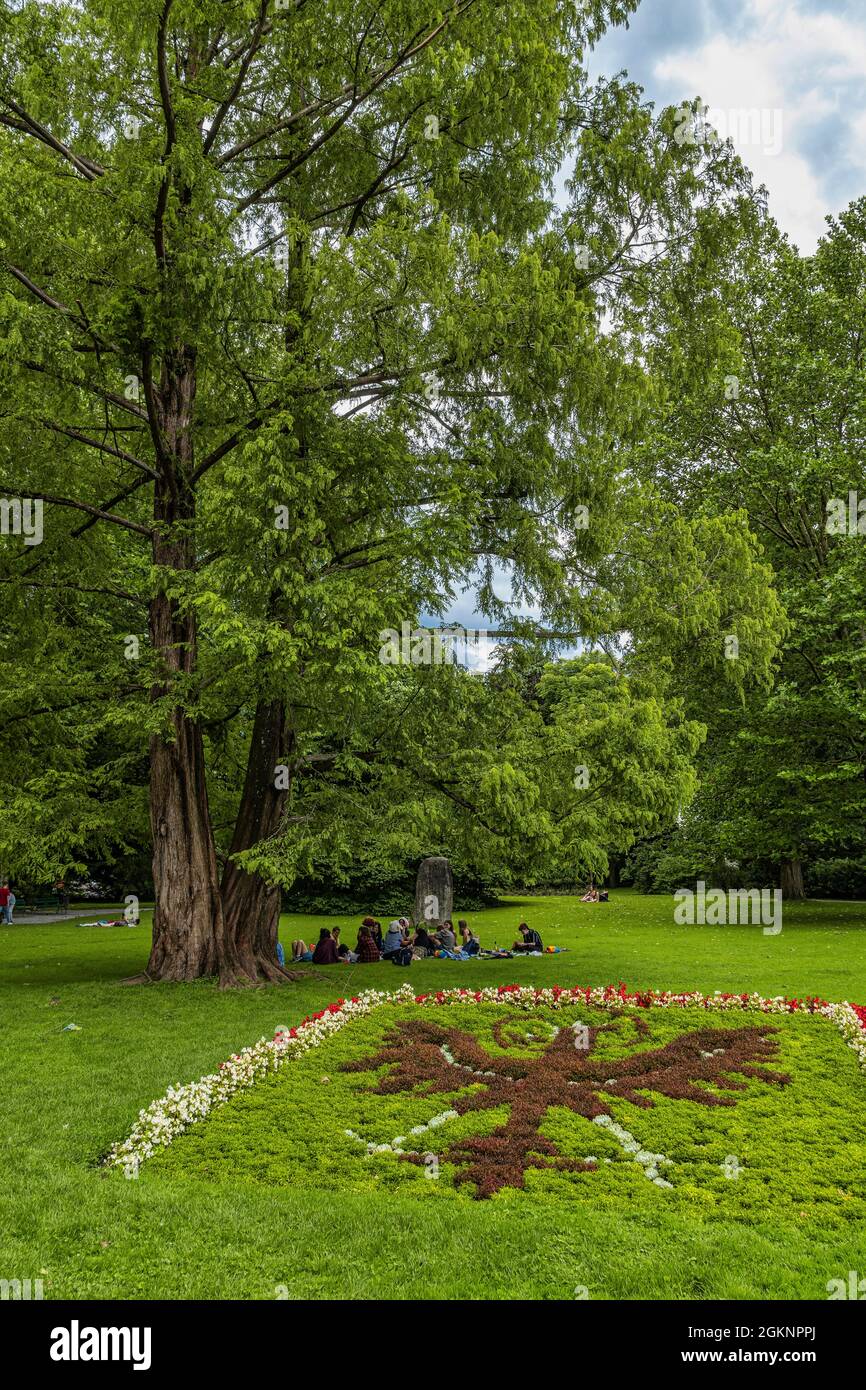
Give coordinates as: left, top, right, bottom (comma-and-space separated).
631, 199, 866, 895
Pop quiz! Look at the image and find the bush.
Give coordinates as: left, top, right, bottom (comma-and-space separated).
283, 872, 498, 918
804, 858, 866, 900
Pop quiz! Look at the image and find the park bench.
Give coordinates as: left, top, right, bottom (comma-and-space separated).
19, 895, 68, 916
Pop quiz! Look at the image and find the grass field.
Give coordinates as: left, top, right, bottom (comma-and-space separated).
1, 890, 865, 1301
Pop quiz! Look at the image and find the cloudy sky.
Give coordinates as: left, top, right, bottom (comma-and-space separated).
591, 0, 866, 254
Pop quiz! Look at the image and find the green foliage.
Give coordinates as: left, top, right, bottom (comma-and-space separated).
632, 201, 866, 877
805, 858, 866, 901
143, 1000, 866, 1225
0, 0, 781, 902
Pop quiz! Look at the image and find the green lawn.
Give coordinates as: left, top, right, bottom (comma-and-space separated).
1, 890, 865, 1301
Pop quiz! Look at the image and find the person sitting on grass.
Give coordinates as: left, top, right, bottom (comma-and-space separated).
333, 928, 354, 961
381, 919, 406, 961
580, 883, 598, 903
291, 938, 315, 962
458, 921, 480, 955
512, 921, 543, 953
332, 926, 356, 961
412, 924, 436, 957
312, 927, 341, 964
355, 925, 380, 962
435, 919, 456, 951
362, 916, 383, 951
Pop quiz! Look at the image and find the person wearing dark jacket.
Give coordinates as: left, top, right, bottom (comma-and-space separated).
312, 928, 341, 964
412, 925, 436, 957
459, 922, 480, 955
512, 922, 543, 952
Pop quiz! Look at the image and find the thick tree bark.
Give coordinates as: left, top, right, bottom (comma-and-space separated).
221, 699, 298, 982
147, 698, 230, 980
780, 856, 805, 900
144, 348, 243, 984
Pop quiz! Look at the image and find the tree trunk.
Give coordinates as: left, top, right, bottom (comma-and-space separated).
221, 699, 299, 982
147, 697, 230, 980
144, 348, 242, 984
780, 856, 805, 900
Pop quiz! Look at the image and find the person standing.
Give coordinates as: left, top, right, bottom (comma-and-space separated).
7, 886, 15, 924
0, 881, 10, 925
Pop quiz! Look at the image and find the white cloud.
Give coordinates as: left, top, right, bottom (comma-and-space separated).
597, 0, 866, 252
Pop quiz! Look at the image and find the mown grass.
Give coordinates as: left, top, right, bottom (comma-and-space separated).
1, 890, 864, 1300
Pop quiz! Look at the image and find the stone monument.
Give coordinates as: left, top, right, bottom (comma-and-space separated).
414, 856, 453, 927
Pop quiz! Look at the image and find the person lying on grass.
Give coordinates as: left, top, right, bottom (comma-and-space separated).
512, 922, 543, 952
332, 926, 358, 962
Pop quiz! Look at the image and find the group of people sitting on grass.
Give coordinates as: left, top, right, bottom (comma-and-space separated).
290, 918, 547, 966
580, 883, 610, 903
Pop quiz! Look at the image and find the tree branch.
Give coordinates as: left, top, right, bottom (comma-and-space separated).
202, 1, 269, 157
231, 0, 480, 214
0, 98, 104, 179
36, 420, 158, 480
0, 483, 152, 536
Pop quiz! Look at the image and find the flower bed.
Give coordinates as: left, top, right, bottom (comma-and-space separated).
104, 983, 866, 1203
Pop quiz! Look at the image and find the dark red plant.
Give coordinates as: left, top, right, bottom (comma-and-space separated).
342, 1012, 790, 1198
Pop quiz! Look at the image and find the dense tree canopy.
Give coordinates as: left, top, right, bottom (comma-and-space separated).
631, 201, 866, 894
0, 0, 786, 979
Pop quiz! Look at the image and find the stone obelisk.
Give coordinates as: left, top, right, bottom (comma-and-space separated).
414, 856, 453, 927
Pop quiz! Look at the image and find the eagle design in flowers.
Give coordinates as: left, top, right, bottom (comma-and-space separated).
341, 1013, 790, 1198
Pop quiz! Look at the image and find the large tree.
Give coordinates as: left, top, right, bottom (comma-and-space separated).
0, 0, 777, 978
